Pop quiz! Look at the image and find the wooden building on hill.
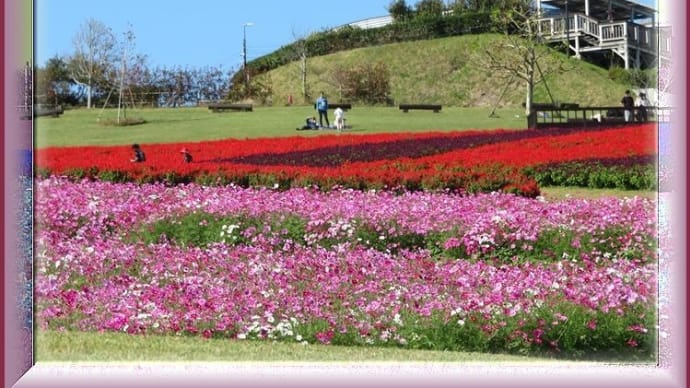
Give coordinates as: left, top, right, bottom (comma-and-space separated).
535, 0, 666, 69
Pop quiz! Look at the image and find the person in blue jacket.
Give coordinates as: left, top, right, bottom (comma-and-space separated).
315, 92, 330, 128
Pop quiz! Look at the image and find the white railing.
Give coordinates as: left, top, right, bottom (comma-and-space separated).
538, 14, 600, 40
538, 13, 656, 53
600, 22, 626, 42
577, 15, 600, 37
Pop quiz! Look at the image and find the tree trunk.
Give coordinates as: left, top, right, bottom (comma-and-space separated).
524, 63, 534, 116
301, 52, 307, 101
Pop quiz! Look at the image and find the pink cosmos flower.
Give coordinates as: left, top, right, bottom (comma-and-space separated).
627, 324, 648, 333
315, 330, 335, 344
443, 237, 461, 250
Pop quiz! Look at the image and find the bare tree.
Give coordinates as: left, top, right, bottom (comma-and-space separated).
480, 2, 567, 116
116, 26, 137, 123
287, 28, 311, 103
68, 18, 117, 108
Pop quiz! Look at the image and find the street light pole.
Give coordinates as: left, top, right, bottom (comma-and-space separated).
243, 22, 254, 95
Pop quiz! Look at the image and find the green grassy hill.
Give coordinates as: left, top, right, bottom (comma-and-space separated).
257, 34, 627, 108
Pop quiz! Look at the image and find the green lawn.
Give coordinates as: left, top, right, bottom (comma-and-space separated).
36, 329, 565, 363
539, 186, 657, 201
34, 106, 527, 148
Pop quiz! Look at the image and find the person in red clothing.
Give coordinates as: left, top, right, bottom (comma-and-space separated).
180, 147, 193, 163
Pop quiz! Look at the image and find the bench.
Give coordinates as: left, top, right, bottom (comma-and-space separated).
399, 104, 442, 113
21, 104, 64, 119
208, 103, 253, 112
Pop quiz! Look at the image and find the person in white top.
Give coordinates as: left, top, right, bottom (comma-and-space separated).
334, 107, 345, 131
635, 92, 650, 122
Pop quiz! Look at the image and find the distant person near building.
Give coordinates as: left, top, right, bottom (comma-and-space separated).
635, 92, 650, 122
621, 90, 634, 122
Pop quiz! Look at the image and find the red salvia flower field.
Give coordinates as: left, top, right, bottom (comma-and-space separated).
35, 124, 657, 196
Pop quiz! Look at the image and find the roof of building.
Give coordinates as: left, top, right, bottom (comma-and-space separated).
347, 15, 394, 30
540, 0, 656, 21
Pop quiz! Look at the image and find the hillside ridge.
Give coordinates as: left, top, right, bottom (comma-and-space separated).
256, 34, 628, 108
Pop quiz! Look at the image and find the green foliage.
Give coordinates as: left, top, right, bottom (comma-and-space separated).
131, 211, 307, 249
128, 209, 654, 268
434, 224, 655, 265
525, 161, 657, 191
337, 62, 391, 104
227, 70, 274, 102
34, 56, 79, 106
414, 0, 445, 17
96, 169, 130, 183
388, 0, 414, 22
608, 66, 656, 89
313, 303, 657, 360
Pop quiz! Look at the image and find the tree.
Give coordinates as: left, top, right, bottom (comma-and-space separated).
295, 37, 309, 102
285, 29, 311, 103
193, 66, 232, 102
388, 0, 414, 22
414, 0, 445, 17
116, 27, 137, 122
35, 56, 78, 106
338, 62, 391, 104
480, 1, 566, 116
68, 18, 117, 108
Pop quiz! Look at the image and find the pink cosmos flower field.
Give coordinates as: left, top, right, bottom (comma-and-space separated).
35, 177, 657, 359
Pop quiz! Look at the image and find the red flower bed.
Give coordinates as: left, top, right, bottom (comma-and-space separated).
35, 124, 656, 196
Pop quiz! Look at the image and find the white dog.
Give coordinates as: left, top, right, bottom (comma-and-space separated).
333, 107, 345, 131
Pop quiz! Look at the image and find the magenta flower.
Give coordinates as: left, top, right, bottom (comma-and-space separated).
315, 330, 335, 344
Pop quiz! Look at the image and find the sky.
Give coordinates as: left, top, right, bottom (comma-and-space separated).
34, 0, 395, 70
34, 0, 660, 70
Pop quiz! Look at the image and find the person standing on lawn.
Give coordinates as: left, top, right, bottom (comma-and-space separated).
315, 92, 330, 128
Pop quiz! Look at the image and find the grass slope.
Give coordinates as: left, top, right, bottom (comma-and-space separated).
259, 34, 627, 108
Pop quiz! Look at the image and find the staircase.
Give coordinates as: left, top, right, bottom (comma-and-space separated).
537, 13, 659, 69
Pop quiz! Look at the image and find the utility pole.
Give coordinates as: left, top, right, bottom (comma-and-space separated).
243, 22, 254, 95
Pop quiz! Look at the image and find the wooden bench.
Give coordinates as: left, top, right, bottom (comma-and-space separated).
399, 104, 442, 113
22, 104, 64, 119
328, 103, 352, 111
208, 103, 253, 112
